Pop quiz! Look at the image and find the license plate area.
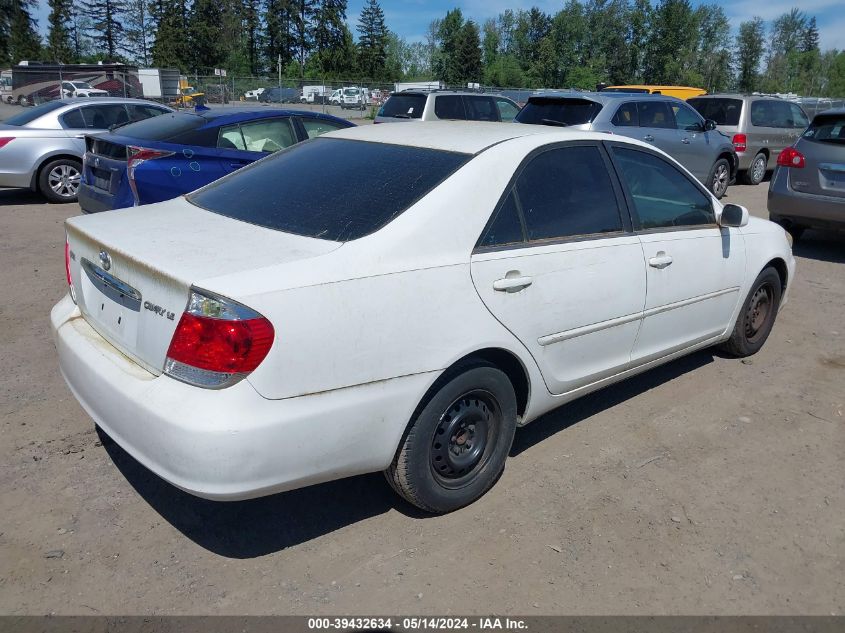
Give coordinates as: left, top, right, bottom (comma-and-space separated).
819, 163, 845, 195
90, 166, 112, 192
80, 258, 142, 349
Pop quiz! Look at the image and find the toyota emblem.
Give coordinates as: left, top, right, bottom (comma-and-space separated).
99, 250, 112, 271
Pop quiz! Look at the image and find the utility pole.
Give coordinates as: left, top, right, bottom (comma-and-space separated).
278, 54, 282, 93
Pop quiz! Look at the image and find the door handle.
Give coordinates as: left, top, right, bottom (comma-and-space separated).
643, 134, 655, 142
493, 275, 533, 292
681, 137, 691, 144
648, 252, 673, 269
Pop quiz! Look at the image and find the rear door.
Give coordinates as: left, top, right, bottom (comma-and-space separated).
217, 117, 298, 173
634, 100, 679, 156
470, 142, 645, 395
433, 95, 467, 120
749, 100, 788, 163
463, 95, 499, 121
607, 143, 746, 363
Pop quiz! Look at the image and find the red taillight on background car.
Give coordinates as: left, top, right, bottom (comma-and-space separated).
126, 145, 174, 206
777, 147, 805, 168
164, 289, 274, 389
64, 237, 77, 303
732, 133, 747, 152
0, 137, 15, 149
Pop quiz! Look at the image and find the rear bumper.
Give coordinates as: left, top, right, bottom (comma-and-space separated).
78, 183, 119, 213
51, 294, 432, 500
768, 166, 845, 229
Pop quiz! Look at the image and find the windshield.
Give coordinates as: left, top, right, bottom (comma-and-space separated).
72, 82, 93, 89
2, 100, 66, 126
688, 98, 742, 126
110, 112, 205, 141
515, 97, 603, 126
802, 113, 845, 144
379, 94, 426, 119
345, 88, 360, 95
189, 138, 470, 241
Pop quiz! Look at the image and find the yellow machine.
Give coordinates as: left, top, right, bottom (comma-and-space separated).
602, 85, 707, 100
174, 78, 205, 107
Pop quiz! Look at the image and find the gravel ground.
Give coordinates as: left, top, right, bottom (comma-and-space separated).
0, 130, 842, 615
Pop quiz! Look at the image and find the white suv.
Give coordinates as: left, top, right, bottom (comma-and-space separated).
61, 81, 109, 98
375, 91, 520, 123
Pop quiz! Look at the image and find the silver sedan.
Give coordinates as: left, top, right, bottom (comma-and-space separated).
0, 98, 172, 203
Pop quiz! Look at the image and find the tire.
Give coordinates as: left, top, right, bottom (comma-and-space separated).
17, 94, 27, 106
741, 152, 767, 185
708, 158, 731, 199
386, 362, 518, 513
719, 267, 782, 357
38, 158, 82, 203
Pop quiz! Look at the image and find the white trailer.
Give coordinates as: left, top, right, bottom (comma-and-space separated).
393, 81, 443, 93
300, 85, 331, 103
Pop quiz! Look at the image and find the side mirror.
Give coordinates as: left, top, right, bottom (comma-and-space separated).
719, 203, 749, 228
704, 119, 717, 131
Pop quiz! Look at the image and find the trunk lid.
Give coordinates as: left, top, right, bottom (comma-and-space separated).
791, 123, 845, 199
66, 198, 342, 375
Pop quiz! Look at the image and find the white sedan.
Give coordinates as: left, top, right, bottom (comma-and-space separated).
52, 123, 795, 513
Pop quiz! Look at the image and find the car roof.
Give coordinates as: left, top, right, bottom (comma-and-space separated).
54, 97, 168, 106
324, 120, 642, 154
192, 108, 349, 125
528, 91, 685, 105
394, 90, 513, 98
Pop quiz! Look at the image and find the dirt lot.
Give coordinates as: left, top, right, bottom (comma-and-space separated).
0, 173, 843, 615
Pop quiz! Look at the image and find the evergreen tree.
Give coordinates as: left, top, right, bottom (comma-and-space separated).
9, 0, 42, 63
264, 0, 296, 73
242, 0, 262, 74
123, 0, 152, 64
47, 0, 75, 62
455, 20, 482, 85
694, 4, 731, 92
643, 0, 698, 84
187, 0, 225, 72
82, 0, 125, 59
292, 0, 317, 73
431, 8, 463, 85
735, 17, 765, 93
313, 0, 349, 75
802, 16, 819, 53
356, 0, 387, 80
150, 0, 189, 69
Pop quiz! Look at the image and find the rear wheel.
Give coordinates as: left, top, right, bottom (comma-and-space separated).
38, 158, 82, 203
719, 267, 782, 357
741, 152, 767, 185
708, 158, 730, 199
386, 362, 518, 513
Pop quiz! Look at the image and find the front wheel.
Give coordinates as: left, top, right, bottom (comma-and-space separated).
386, 363, 518, 513
719, 267, 782, 357
708, 158, 731, 199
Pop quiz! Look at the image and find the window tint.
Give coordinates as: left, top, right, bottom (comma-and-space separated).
218, 124, 246, 150
801, 113, 845, 144
750, 100, 790, 127
515, 97, 603, 126
115, 112, 206, 141
495, 97, 519, 122
612, 147, 714, 229
60, 108, 85, 129
434, 95, 466, 120
81, 104, 129, 129
513, 145, 622, 241
189, 138, 470, 242
301, 117, 347, 138
379, 94, 426, 119
611, 102, 638, 127
464, 96, 498, 121
128, 104, 168, 122
478, 191, 524, 247
672, 103, 703, 130
239, 118, 296, 152
636, 101, 674, 129
688, 97, 742, 126
788, 103, 809, 128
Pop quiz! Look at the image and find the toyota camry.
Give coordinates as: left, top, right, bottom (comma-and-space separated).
52, 122, 795, 513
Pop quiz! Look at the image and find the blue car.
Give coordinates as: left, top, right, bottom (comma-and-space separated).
78, 109, 354, 212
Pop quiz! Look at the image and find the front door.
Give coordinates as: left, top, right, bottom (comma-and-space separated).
470, 143, 646, 395
608, 144, 746, 364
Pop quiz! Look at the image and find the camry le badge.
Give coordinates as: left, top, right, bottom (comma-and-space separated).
99, 250, 112, 271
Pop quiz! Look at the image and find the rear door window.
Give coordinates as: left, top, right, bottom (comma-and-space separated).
218, 124, 247, 150
495, 97, 520, 122
750, 100, 789, 127
477, 191, 525, 248
434, 95, 467, 120
464, 96, 499, 121
60, 108, 85, 129
688, 97, 742, 126
189, 138, 470, 241
636, 101, 675, 129
515, 97, 603, 126
80, 104, 130, 129
611, 146, 714, 229
379, 94, 426, 119
301, 117, 348, 138
611, 102, 638, 127
239, 118, 296, 152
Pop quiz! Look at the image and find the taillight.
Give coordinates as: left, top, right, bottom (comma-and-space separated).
0, 137, 15, 149
126, 145, 174, 206
732, 133, 747, 152
65, 236, 77, 303
777, 147, 805, 168
164, 289, 274, 389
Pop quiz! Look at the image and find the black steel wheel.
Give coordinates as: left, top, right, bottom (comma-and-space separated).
719, 267, 783, 357
386, 362, 518, 513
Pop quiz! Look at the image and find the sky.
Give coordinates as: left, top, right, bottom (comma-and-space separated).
33, 0, 845, 54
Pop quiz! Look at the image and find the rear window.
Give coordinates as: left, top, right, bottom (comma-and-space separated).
688, 98, 742, 126
802, 113, 845, 144
379, 94, 426, 119
515, 98, 603, 126
188, 138, 470, 242
3, 100, 65, 126
108, 112, 205, 141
